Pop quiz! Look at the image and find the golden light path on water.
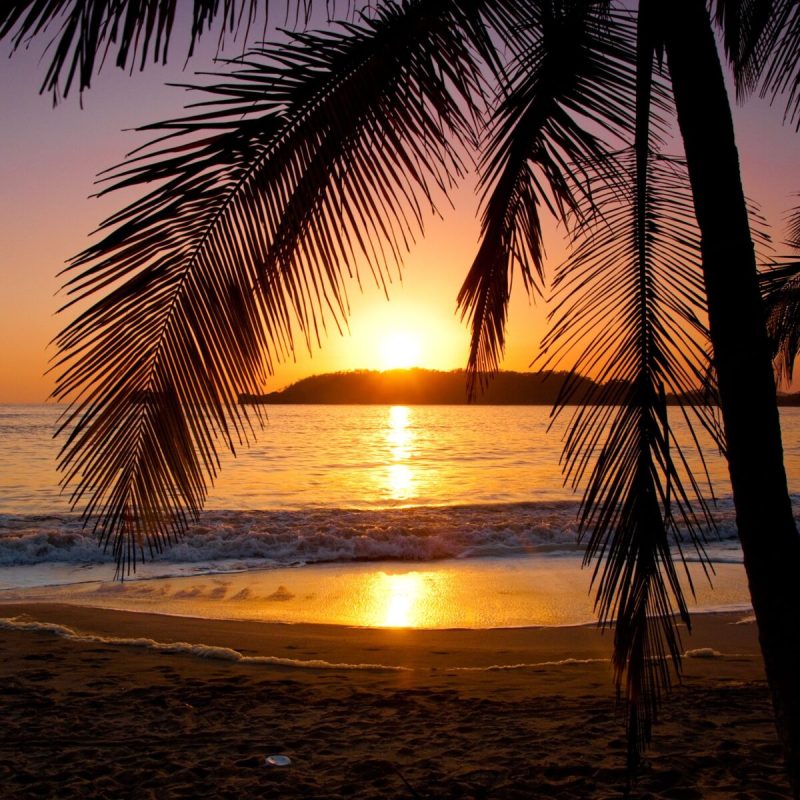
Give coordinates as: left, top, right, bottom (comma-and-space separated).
385, 405, 415, 502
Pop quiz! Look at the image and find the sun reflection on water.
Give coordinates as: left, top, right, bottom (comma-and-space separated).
387, 405, 412, 457
385, 405, 415, 501
387, 463, 413, 499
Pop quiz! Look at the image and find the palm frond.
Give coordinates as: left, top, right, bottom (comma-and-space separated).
52, 0, 487, 574
538, 57, 720, 764
713, 0, 800, 128
712, 0, 773, 97
535, 12, 723, 765
0, 0, 265, 100
788, 199, 800, 250
761, 202, 800, 383
457, 2, 640, 397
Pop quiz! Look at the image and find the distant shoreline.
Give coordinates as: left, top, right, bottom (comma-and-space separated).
240, 368, 800, 406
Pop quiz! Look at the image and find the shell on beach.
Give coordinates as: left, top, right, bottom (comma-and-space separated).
265, 755, 292, 767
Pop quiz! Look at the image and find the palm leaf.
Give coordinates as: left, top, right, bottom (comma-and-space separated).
712, 0, 773, 96
458, 2, 641, 397
713, 0, 800, 128
52, 0, 488, 574
456, 3, 720, 766
542, 150, 721, 768
0, 0, 265, 100
761, 202, 800, 383
538, 15, 721, 763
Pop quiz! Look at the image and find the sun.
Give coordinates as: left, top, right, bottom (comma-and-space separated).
379, 331, 422, 370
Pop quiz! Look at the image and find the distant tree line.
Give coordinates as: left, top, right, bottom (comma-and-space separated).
239, 369, 800, 406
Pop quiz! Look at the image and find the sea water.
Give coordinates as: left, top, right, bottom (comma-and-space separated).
0, 403, 797, 627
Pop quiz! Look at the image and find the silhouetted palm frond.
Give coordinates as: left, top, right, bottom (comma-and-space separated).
458, 3, 639, 396
541, 147, 720, 768
536, 21, 721, 759
762, 202, 800, 383
712, 0, 773, 96
52, 0, 487, 574
788, 199, 800, 250
713, 0, 800, 127
0, 0, 265, 100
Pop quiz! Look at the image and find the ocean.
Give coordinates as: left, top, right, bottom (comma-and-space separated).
1, 403, 798, 627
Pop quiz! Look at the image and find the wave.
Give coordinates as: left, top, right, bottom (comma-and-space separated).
0, 500, 743, 570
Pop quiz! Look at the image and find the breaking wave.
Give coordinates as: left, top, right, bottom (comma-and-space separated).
0, 500, 742, 570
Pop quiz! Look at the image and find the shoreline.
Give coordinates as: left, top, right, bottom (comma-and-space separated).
0, 601, 790, 798
0, 601, 766, 677
0, 554, 753, 630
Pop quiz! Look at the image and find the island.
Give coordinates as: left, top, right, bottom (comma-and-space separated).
239, 368, 800, 406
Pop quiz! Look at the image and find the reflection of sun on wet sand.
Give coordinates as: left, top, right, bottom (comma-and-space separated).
0, 602, 790, 798
0, 556, 754, 630
374, 572, 426, 627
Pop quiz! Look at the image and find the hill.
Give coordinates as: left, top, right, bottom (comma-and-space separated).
240, 368, 800, 406
240, 369, 603, 405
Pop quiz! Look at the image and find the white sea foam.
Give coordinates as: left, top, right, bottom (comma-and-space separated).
683, 647, 753, 659
684, 647, 723, 658
0, 616, 410, 671
454, 657, 611, 671
0, 502, 742, 572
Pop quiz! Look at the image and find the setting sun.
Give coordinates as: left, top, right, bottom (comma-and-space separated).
379, 331, 422, 370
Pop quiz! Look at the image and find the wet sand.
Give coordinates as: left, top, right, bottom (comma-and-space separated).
0, 602, 791, 798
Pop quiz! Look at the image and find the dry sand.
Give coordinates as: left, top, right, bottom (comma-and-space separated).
0, 602, 791, 798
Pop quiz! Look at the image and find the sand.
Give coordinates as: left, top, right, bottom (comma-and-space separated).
0, 602, 791, 799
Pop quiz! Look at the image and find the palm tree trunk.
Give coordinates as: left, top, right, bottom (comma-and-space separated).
662, 1, 800, 794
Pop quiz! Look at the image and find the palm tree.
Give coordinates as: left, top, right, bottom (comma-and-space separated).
3, 0, 800, 790
662, 3, 800, 790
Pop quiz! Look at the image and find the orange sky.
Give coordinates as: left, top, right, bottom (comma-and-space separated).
1, 19, 798, 403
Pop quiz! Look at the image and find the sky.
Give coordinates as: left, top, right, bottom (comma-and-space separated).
0, 9, 798, 403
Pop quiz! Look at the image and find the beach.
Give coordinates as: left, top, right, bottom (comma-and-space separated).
0, 602, 790, 799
